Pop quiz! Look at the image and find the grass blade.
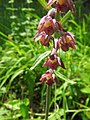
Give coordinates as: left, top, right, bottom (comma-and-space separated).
30, 51, 51, 70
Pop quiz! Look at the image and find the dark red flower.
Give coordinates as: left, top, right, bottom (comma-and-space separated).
38, 15, 56, 35
56, 32, 76, 51
47, 0, 74, 14
34, 32, 53, 46
40, 69, 57, 85
43, 54, 65, 69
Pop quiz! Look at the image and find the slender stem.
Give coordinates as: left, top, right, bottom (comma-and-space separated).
54, 82, 57, 110
63, 95, 66, 120
45, 85, 51, 120
63, 87, 66, 120
55, 12, 60, 21
52, 38, 55, 48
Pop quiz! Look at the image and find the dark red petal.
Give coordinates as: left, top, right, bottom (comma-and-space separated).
57, 57, 65, 69
55, 21, 65, 31
42, 58, 48, 67
61, 44, 69, 51
46, 79, 54, 86
50, 54, 55, 60
56, 40, 60, 51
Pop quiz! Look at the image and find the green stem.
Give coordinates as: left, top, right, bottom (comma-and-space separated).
55, 12, 60, 21
63, 94, 66, 120
63, 87, 67, 120
54, 82, 57, 110
45, 85, 51, 120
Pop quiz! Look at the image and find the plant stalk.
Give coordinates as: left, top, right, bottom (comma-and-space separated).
45, 85, 51, 120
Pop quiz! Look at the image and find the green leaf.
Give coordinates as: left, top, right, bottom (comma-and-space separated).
49, 109, 64, 120
81, 87, 90, 94
0, 36, 23, 55
54, 71, 76, 85
7, 69, 24, 89
23, 98, 29, 106
85, 111, 90, 119
69, 20, 79, 27
30, 51, 51, 70
60, 10, 72, 25
25, 71, 35, 101
20, 104, 29, 119
71, 109, 90, 120
0, 31, 8, 39
37, 0, 48, 10
3, 69, 24, 92
0, 57, 25, 87
7, 40, 22, 55
29, 118, 42, 120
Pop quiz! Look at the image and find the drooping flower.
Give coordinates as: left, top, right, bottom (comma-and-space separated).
47, 0, 74, 13
56, 32, 76, 51
38, 15, 56, 35
34, 31, 53, 46
43, 54, 65, 69
40, 69, 57, 85
56, 0, 74, 13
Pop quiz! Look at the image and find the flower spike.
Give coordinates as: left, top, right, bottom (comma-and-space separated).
34, 0, 76, 85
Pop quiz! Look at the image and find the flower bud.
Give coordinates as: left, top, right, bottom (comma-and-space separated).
47, 8, 56, 19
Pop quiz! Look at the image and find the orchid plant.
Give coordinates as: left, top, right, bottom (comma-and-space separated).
34, 0, 76, 119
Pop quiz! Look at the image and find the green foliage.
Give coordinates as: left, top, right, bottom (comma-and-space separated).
20, 104, 29, 119
0, 0, 90, 119
0, 98, 29, 119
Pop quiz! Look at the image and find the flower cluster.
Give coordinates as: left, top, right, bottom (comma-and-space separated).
34, 0, 76, 86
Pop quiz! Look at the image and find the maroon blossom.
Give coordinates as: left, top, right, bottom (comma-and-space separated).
38, 15, 56, 35
56, 32, 76, 51
40, 69, 57, 85
34, 31, 53, 46
56, 0, 74, 13
47, 0, 74, 14
43, 54, 65, 69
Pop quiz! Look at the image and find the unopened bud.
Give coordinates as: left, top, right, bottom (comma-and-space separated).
47, 8, 56, 19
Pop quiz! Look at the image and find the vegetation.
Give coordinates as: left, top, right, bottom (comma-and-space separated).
0, 0, 90, 120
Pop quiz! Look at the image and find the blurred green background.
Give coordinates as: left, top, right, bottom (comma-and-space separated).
0, 0, 90, 119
